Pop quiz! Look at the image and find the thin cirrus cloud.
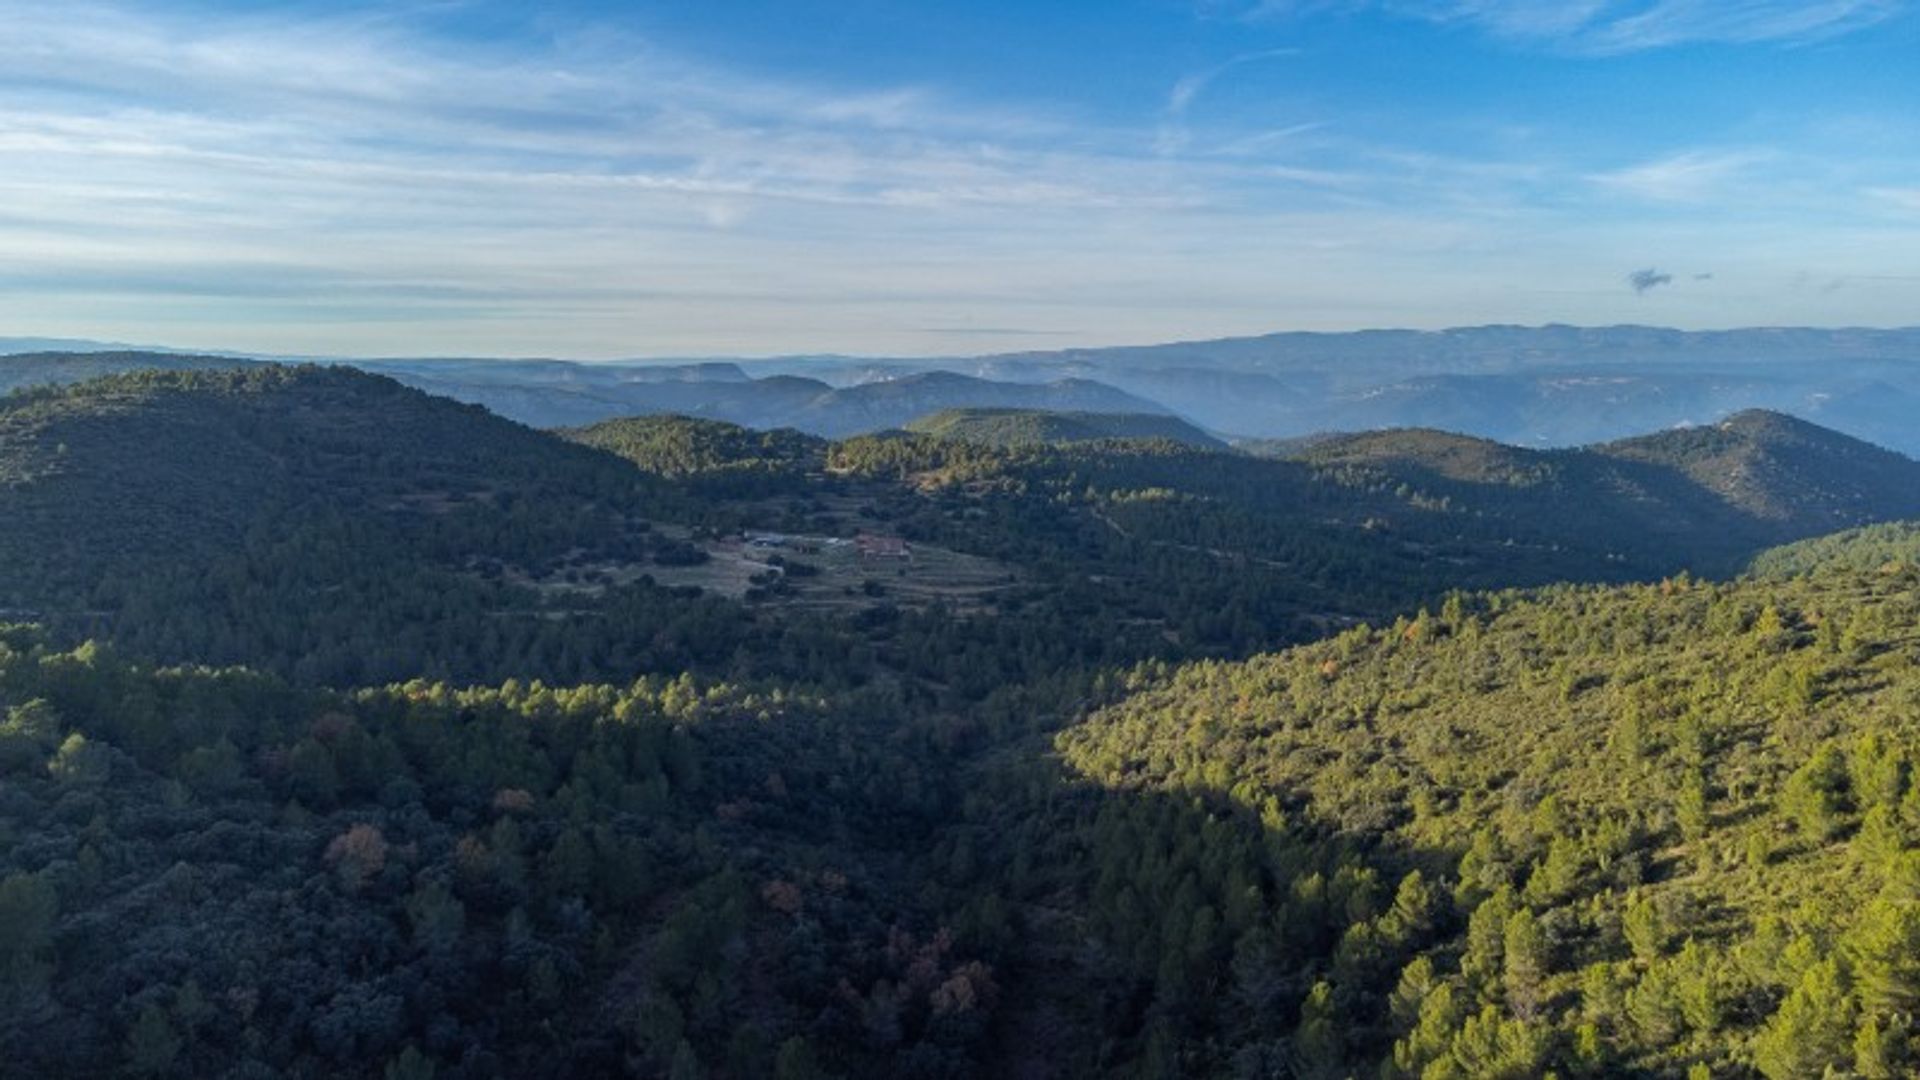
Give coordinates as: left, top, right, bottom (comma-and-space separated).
1869, 187, 1920, 211
1238, 0, 1902, 51
0, 3, 1224, 353
1587, 150, 1775, 202
1157, 49, 1301, 155
0, 0, 1916, 355
0, 8, 1097, 211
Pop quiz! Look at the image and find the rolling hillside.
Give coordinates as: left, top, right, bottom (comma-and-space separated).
1748, 520, 1920, 579
1603, 410, 1920, 528
0, 366, 759, 685
1027, 562, 1920, 1077
904, 407, 1224, 449
1293, 411, 1920, 572
9, 366, 1913, 685
561, 414, 826, 478
8, 365, 1920, 1079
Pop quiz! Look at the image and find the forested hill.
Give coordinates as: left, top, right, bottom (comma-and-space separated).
1035, 563, 1920, 1078
0, 364, 643, 573
1603, 409, 1920, 527
7, 365, 1916, 686
0, 366, 743, 685
903, 408, 1225, 449
0, 350, 251, 394
10, 363, 1920, 1079
1293, 410, 1920, 570
1748, 520, 1920, 579
561, 414, 826, 480
565, 411, 1911, 656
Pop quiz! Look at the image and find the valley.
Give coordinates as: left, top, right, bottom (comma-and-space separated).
10, 4, 1918, 1077
3, 355, 1920, 1079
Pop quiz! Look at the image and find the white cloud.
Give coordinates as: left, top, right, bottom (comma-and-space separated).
0, 1, 1915, 355
1868, 187, 1920, 211
1588, 150, 1774, 201
1566, 0, 1902, 52
1237, 0, 1904, 51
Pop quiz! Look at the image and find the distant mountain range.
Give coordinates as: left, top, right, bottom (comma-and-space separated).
5, 324, 1919, 450
756, 324, 1920, 452
0, 351, 1168, 436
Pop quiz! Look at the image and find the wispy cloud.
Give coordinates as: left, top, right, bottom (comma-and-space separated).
1588, 149, 1773, 201
1234, 0, 1904, 51
1, 1, 1915, 355
0, 2, 1140, 216
1869, 187, 1920, 211
1158, 49, 1300, 155
1167, 49, 1301, 116
1560, 0, 1902, 53
0, 1, 1243, 354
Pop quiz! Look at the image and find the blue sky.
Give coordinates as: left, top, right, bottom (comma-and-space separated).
1, 0, 1916, 357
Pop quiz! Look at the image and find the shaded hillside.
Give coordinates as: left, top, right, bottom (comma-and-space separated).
0, 351, 252, 394
0, 367, 792, 685
0, 621, 992, 1080
1294, 411, 1920, 573
1019, 565, 1920, 1077
0, 365, 637, 570
904, 407, 1224, 449
1603, 410, 1920, 529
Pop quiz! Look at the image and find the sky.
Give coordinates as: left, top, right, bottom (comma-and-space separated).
1, 0, 1916, 358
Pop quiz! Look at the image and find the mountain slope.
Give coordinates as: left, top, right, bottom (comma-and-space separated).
0, 366, 775, 685
903, 407, 1224, 449
561, 414, 826, 478
1023, 565, 1920, 1077
1293, 411, 1920, 572
1748, 520, 1920, 578
1602, 409, 1920, 527
0, 364, 634, 566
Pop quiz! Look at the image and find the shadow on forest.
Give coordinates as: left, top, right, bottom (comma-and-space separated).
957, 727, 1473, 1080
